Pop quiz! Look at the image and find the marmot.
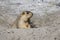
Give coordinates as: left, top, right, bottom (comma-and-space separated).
11, 11, 33, 29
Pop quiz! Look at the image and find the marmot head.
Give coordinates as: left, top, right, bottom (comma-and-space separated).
21, 11, 33, 19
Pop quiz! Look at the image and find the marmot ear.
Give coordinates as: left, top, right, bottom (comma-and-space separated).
19, 11, 26, 17
21, 12, 25, 15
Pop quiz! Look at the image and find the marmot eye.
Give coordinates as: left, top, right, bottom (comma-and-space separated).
26, 11, 30, 14
27, 12, 29, 14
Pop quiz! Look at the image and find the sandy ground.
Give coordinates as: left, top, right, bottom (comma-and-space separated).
0, 0, 60, 40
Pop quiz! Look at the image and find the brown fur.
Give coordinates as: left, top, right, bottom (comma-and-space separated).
11, 11, 33, 29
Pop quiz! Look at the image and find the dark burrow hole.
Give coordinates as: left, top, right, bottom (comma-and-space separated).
54, 37, 57, 40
